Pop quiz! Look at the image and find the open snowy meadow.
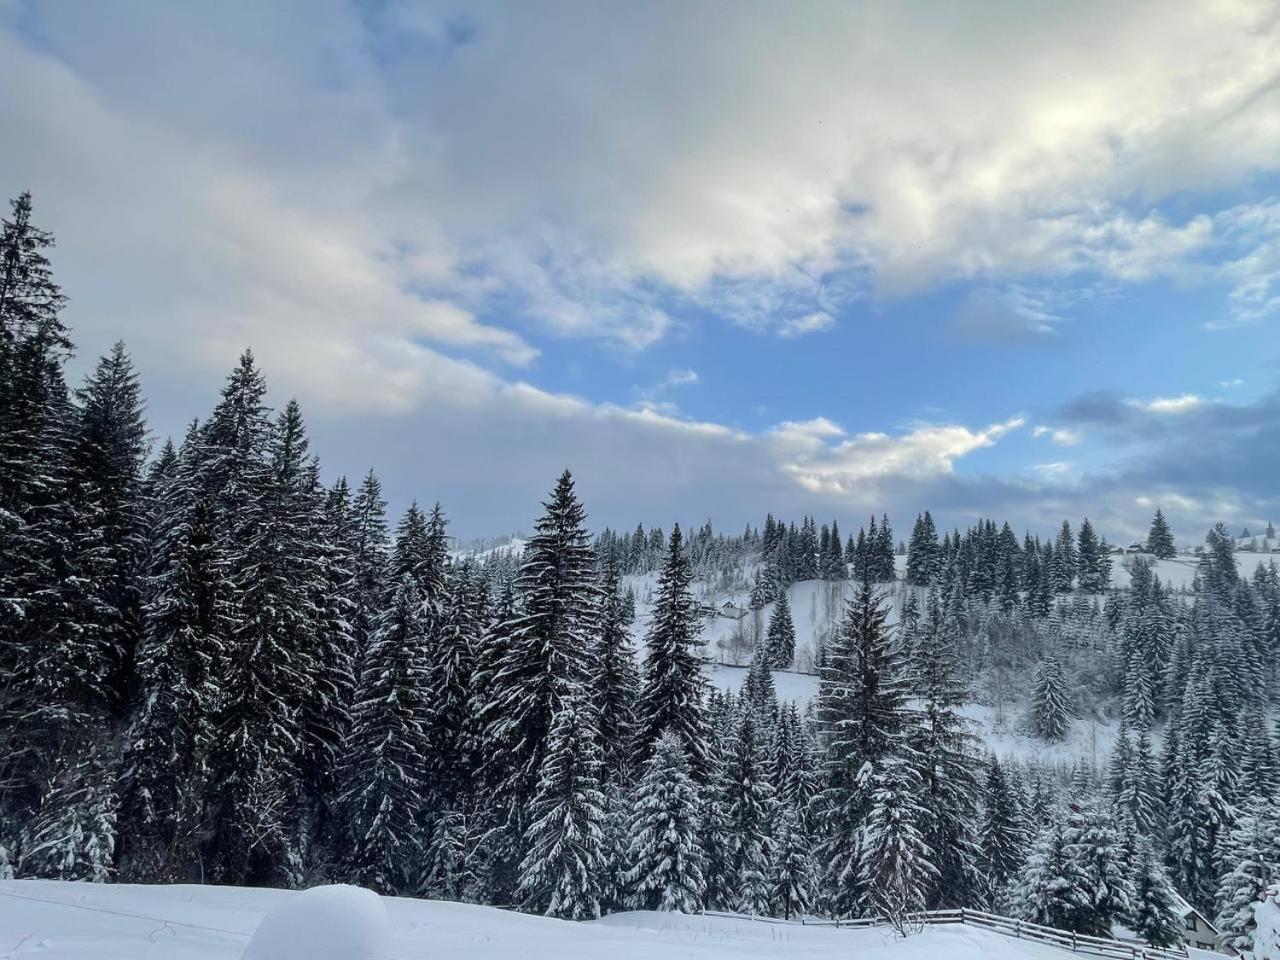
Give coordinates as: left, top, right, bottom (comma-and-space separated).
0, 880, 1087, 960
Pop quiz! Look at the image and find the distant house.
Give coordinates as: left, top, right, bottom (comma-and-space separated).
1175, 895, 1234, 955
718, 600, 749, 620
1124, 542, 1149, 554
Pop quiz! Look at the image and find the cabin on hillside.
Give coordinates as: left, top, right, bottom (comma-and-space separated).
1176, 896, 1234, 955
718, 600, 749, 620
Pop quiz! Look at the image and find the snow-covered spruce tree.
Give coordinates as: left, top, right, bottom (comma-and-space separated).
724, 712, 777, 915
1017, 818, 1088, 930
20, 742, 117, 882
303, 471, 358, 840
770, 803, 815, 920
1030, 655, 1071, 741
203, 395, 323, 886
420, 807, 474, 902
624, 728, 706, 913
905, 511, 940, 586
464, 581, 524, 902
814, 577, 914, 916
874, 514, 896, 583
765, 591, 797, 669
595, 558, 640, 784
62, 341, 148, 716
338, 575, 431, 895
911, 592, 982, 909
1076, 518, 1110, 594
1052, 520, 1077, 593
518, 694, 607, 920
1112, 729, 1161, 836
1166, 733, 1213, 912
700, 692, 737, 910
115, 422, 225, 882
635, 524, 711, 778
346, 469, 389, 662
422, 534, 475, 825
1215, 798, 1280, 955
859, 753, 936, 932
1131, 837, 1183, 948
742, 642, 778, 722
1146, 508, 1176, 559
477, 471, 599, 900
0, 194, 85, 822
597, 781, 632, 912
979, 756, 1026, 911
1064, 799, 1135, 937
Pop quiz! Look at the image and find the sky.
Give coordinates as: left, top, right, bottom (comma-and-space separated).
3, 0, 1280, 543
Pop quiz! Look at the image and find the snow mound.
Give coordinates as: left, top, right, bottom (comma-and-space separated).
1254, 885, 1280, 960
241, 884, 389, 960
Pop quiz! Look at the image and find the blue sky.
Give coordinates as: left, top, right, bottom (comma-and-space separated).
3, 0, 1280, 541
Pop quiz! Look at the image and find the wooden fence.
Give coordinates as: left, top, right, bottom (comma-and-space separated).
700, 907, 1189, 960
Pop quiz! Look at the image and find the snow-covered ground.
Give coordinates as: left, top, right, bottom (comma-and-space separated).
0, 879, 1086, 960
1108, 552, 1277, 591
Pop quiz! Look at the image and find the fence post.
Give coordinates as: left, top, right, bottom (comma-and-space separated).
1072, 931, 1077, 952
1015, 920, 1021, 938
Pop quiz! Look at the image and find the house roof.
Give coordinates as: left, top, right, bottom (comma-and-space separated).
1172, 893, 1221, 934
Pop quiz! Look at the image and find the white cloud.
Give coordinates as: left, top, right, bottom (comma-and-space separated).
1130, 394, 1205, 414
1033, 461, 1072, 478
6, 1, 1280, 382
1219, 377, 1245, 388
778, 311, 836, 339
636, 367, 700, 402
1033, 425, 1083, 446
770, 416, 1026, 496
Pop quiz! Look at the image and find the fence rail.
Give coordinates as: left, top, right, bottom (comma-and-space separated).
700, 907, 1189, 960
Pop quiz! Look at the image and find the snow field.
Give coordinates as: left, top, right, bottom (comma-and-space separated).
0, 879, 1090, 960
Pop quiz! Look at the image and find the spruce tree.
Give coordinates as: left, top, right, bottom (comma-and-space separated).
1065, 800, 1135, 937
860, 754, 936, 929
1030, 656, 1071, 741
595, 558, 640, 783
20, 743, 117, 882
1017, 819, 1088, 930
636, 524, 710, 777
478, 470, 599, 880
1131, 838, 1183, 948
979, 756, 1026, 910
814, 578, 913, 915
64, 342, 148, 715
518, 694, 607, 920
770, 804, 815, 920
765, 591, 797, 669
338, 576, 431, 895
724, 712, 777, 915
624, 729, 706, 913
1053, 520, 1077, 593
1147, 509, 1176, 559
346, 469, 389, 662
905, 512, 940, 586
1076, 518, 1109, 594
911, 593, 982, 909
115, 423, 224, 881
202, 395, 320, 886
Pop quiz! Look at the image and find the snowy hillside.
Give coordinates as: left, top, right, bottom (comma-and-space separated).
0, 879, 1088, 960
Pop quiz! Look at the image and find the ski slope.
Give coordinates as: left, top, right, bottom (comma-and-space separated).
0, 879, 1093, 960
